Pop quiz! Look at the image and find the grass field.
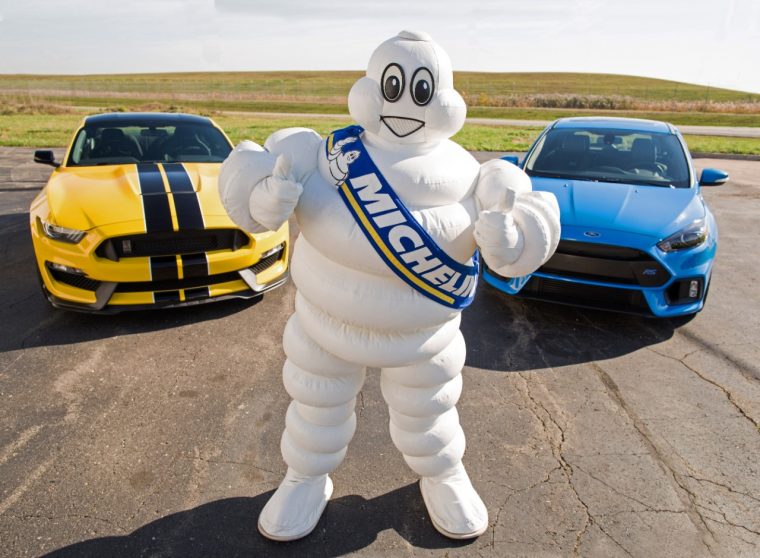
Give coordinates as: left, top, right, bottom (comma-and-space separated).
2, 71, 759, 154
2, 111, 759, 156
2, 70, 760, 128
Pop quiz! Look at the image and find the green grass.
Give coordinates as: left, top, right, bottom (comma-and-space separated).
37, 94, 350, 115
683, 135, 760, 156
214, 114, 352, 145
216, 114, 542, 152
452, 125, 542, 152
0, 113, 84, 147
3, 111, 759, 155
3, 71, 760, 133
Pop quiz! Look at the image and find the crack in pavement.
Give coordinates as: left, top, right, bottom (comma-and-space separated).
689, 475, 760, 505
698, 503, 760, 540
590, 361, 717, 554
677, 328, 760, 383
515, 372, 635, 558
572, 462, 682, 514
176, 454, 280, 477
507, 305, 638, 557
647, 347, 760, 433
487, 464, 562, 550
533, 308, 646, 556
357, 390, 366, 419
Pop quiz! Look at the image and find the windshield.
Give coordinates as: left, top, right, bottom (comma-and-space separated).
67, 122, 232, 166
524, 127, 691, 188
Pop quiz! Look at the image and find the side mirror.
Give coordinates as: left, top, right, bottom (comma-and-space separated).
699, 168, 728, 186
34, 150, 60, 168
501, 155, 520, 166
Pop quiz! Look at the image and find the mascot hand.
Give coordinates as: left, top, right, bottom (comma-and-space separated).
250, 154, 303, 231
475, 189, 561, 278
474, 208, 523, 270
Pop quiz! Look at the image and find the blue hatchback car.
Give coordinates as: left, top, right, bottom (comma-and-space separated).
484, 117, 727, 317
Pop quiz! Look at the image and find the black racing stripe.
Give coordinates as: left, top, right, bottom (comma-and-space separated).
181, 252, 209, 279
163, 163, 204, 230
150, 255, 178, 282
184, 286, 210, 301
137, 163, 173, 233
154, 290, 180, 303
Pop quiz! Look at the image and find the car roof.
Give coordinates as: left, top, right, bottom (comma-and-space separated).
552, 117, 675, 134
83, 112, 214, 127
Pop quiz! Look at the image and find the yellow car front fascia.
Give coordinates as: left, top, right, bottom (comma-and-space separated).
31, 117, 289, 310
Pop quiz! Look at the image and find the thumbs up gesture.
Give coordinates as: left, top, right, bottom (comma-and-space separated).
474, 159, 560, 277
250, 154, 304, 231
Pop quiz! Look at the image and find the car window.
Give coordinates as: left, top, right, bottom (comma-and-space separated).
524, 127, 691, 188
67, 122, 232, 166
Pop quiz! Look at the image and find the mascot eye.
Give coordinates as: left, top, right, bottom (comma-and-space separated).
381, 63, 405, 102
410, 67, 434, 106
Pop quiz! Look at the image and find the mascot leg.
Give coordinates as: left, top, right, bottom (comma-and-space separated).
381, 330, 488, 539
258, 313, 366, 541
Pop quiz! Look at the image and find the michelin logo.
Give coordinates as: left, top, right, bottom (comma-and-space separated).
349, 172, 476, 297
328, 136, 361, 185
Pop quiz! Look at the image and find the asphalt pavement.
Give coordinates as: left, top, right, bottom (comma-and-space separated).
0, 148, 759, 557
220, 111, 760, 139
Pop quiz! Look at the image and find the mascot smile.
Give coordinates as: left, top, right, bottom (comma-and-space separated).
219, 30, 561, 541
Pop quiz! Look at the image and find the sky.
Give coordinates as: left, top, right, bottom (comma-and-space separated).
0, 0, 759, 93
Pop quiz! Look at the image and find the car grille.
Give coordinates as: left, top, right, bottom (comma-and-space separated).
539, 240, 669, 287
516, 276, 652, 315
49, 250, 283, 294
96, 229, 250, 260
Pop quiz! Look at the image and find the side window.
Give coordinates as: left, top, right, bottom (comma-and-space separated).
69, 129, 88, 164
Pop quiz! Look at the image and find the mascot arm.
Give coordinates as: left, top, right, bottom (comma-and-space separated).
218, 128, 321, 232
473, 159, 561, 277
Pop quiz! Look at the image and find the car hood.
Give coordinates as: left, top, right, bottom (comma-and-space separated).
530, 176, 704, 239
44, 162, 230, 231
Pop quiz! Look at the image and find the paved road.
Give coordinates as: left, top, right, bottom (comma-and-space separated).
1, 148, 759, 557
217, 111, 760, 139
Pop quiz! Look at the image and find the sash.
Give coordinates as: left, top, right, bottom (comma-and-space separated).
326, 125, 479, 310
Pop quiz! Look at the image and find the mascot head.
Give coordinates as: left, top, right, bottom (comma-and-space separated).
348, 30, 466, 146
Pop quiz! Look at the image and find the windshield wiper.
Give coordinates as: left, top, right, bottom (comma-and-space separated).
527, 171, 596, 182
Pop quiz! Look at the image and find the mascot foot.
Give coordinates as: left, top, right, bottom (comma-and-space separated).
419, 463, 488, 539
258, 468, 334, 541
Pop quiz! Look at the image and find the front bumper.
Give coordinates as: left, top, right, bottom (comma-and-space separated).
32, 217, 290, 313
42, 272, 289, 314
483, 232, 716, 318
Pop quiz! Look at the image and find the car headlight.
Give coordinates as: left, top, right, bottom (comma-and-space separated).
41, 220, 86, 243
657, 219, 707, 252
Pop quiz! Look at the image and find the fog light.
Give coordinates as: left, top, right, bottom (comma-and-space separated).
688, 280, 699, 298
666, 277, 703, 305
261, 243, 285, 259
47, 262, 85, 275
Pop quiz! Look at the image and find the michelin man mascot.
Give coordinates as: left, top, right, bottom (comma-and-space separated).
219, 30, 560, 541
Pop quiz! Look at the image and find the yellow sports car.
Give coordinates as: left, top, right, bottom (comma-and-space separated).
30, 112, 289, 312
